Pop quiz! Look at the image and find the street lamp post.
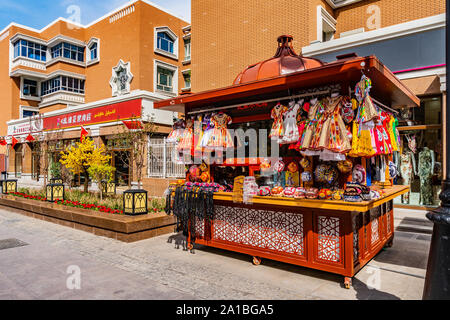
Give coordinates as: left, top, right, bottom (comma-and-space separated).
422, 0, 450, 300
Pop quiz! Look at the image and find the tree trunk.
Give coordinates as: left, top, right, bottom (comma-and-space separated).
83, 168, 89, 193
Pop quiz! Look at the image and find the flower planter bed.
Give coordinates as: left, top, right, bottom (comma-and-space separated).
12, 192, 124, 215
0, 195, 176, 243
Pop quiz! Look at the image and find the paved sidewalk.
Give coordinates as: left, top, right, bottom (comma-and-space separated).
0, 206, 431, 300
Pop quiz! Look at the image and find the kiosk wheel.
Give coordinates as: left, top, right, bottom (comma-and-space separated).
252, 256, 262, 266
344, 277, 352, 289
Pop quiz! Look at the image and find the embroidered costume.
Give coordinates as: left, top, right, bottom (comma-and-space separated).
281, 102, 300, 144
177, 118, 194, 152
203, 113, 234, 150
167, 119, 185, 144
269, 103, 288, 141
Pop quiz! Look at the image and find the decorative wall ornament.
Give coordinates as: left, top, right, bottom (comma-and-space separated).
109, 59, 133, 97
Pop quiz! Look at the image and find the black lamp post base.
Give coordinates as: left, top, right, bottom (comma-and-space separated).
423, 181, 450, 300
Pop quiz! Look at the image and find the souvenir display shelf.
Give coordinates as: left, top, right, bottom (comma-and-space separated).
158, 37, 419, 288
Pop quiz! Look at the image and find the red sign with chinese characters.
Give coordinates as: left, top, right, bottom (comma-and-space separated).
43, 99, 142, 130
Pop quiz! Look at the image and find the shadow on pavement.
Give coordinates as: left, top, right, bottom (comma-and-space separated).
351, 277, 401, 300
165, 232, 341, 283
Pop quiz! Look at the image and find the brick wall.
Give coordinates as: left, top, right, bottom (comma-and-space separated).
335, 0, 445, 37
191, 0, 445, 93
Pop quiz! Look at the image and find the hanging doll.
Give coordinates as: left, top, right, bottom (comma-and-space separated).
348, 76, 380, 158
167, 118, 186, 144
269, 103, 288, 142
203, 112, 234, 150
281, 100, 301, 145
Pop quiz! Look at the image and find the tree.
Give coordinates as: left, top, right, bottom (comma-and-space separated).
59, 138, 111, 193
49, 160, 61, 179
87, 163, 115, 201
114, 116, 157, 189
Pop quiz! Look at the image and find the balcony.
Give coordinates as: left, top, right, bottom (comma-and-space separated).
39, 91, 85, 108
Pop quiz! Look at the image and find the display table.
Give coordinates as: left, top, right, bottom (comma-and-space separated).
190, 185, 409, 288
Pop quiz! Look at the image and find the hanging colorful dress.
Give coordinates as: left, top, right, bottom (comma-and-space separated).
269, 103, 288, 141
373, 112, 393, 155
281, 102, 300, 145
289, 101, 308, 150
177, 118, 194, 152
348, 76, 380, 157
200, 114, 214, 149
167, 119, 185, 144
299, 99, 323, 150
388, 115, 400, 152
312, 96, 352, 154
203, 113, 234, 150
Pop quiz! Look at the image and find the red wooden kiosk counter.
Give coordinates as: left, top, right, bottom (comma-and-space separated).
158, 36, 418, 288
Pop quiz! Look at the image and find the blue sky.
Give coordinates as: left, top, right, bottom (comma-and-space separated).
0, 0, 191, 31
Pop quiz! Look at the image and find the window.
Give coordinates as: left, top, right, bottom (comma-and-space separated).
32, 146, 40, 181
15, 144, 23, 178
157, 66, 174, 92
23, 79, 38, 97
90, 42, 98, 60
22, 110, 38, 118
157, 32, 174, 54
317, 5, 336, 43
14, 40, 47, 62
184, 39, 191, 61
183, 71, 191, 89
51, 42, 84, 62
41, 76, 85, 96
51, 43, 62, 58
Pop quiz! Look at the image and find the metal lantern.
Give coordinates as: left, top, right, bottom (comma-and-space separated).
50, 177, 63, 184
1, 180, 17, 194
101, 180, 117, 196
123, 189, 148, 215
46, 184, 65, 202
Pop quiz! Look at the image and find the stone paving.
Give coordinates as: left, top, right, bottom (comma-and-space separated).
0, 207, 432, 300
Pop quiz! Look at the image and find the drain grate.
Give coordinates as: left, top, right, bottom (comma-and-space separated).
0, 239, 29, 251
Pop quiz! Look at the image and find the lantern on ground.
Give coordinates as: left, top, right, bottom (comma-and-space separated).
101, 180, 116, 196
1, 180, 18, 194
123, 189, 148, 215
46, 184, 64, 202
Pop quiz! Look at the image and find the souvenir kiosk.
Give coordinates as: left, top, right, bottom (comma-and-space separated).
159, 36, 419, 288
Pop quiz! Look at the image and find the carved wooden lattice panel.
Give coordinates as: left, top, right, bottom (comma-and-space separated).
386, 210, 392, 234
317, 216, 341, 263
370, 208, 381, 245
194, 217, 205, 238
352, 214, 360, 265
213, 206, 304, 256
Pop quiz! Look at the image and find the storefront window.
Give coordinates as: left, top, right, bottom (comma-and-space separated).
394, 95, 443, 207
14, 145, 23, 178
31, 142, 41, 181
106, 138, 131, 186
